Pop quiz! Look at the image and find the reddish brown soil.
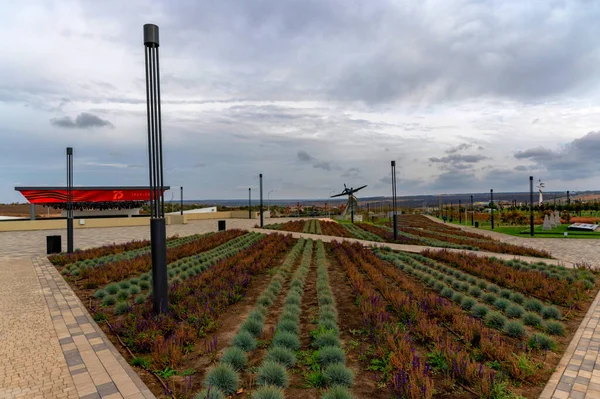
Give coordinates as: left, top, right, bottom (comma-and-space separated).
0, 203, 59, 217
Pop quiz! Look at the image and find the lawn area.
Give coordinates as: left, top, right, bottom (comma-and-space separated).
448, 220, 600, 239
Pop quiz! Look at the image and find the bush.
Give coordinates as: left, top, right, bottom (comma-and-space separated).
93, 289, 106, 299
117, 289, 130, 301
469, 286, 482, 298
488, 284, 500, 294
194, 388, 226, 399
440, 287, 455, 299
545, 320, 566, 336
118, 281, 131, 289
505, 305, 524, 319
247, 310, 265, 324
482, 293, 497, 305
318, 346, 345, 367
541, 306, 562, 320
510, 292, 525, 304
251, 386, 285, 399
105, 283, 119, 295
323, 364, 353, 387
129, 285, 141, 295
524, 299, 543, 313
242, 318, 264, 338
203, 364, 239, 395
322, 385, 357, 399
280, 312, 299, 324
102, 295, 116, 306
138, 280, 150, 290
504, 321, 526, 338
129, 278, 139, 286
232, 331, 257, 352
485, 312, 507, 329
461, 297, 477, 310
134, 294, 146, 305
318, 319, 340, 335
494, 298, 510, 311
471, 304, 489, 319
313, 330, 341, 349
433, 281, 445, 292
257, 361, 289, 388
285, 293, 302, 307
499, 289, 512, 299
272, 331, 300, 351
452, 292, 465, 304
221, 347, 248, 371
265, 346, 297, 368
523, 312, 543, 328
528, 333, 557, 351
114, 301, 131, 315
320, 310, 338, 322
276, 319, 299, 335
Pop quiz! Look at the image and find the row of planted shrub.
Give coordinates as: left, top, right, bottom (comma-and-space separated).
376, 249, 564, 340
343, 223, 382, 242
312, 240, 355, 399
62, 234, 204, 275
271, 220, 307, 233
319, 221, 352, 238
333, 241, 543, 390
501, 258, 595, 286
399, 226, 551, 257
395, 215, 499, 240
249, 238, 315, 398
377, 224, 476, 249
198, 238, 307, 398
115, 233, 296, 363
80, 230, 247, 286
303, 219, 320, 234
331, 241, 435, 398
94, 233, 264, 309
49, 238, 152, 266
422, 250, 590, 306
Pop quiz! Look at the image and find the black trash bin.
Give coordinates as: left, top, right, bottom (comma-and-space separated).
475, 221, 479, 228
46, 235, 61, 254
218, 220, 226, 231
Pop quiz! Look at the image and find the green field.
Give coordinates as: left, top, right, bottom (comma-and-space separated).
447, 219, 600, 239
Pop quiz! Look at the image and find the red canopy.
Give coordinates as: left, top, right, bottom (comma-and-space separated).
15, 186, 170, 204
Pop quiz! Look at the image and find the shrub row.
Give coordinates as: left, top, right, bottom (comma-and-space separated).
502, 259, 595, 288
421, 250, 590, 306
96, 233, 264, 310
378, 250, 566, 337
252, 238, 315, 395
343, 223, 383, 242
203, 238, 307, 397
49, 237, 153, 266
62, 234, 203, 276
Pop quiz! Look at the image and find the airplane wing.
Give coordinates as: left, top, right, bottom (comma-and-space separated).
351, 185, 367, 193
330, 192, 347, 198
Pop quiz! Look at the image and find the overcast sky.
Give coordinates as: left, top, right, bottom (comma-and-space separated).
2, 0, 600, 203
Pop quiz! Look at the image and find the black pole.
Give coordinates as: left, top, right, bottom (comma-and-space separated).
66, 147, 74, 253
459, 199, 462, 224
490, 189, 494, 229
450, 200, 453, 222
530, 176, 534, 236
249, 188, 251, 219
567, 190, 571, 223
391, 161, 398, 240
180, 186, 183, 215
259, 173, 264, 227
470, 195, 474, 226
144, 24, 168, 314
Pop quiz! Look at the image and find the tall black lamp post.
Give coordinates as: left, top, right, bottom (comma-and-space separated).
459, 199, 462, 224
248, 188, 251, 219
180, 186, 183, 215
144, 23, 168, 314
66, 147, 74, 253
490, 189, 494, 229
530, 176, 534, 236
391, 161, 398, 240
259, 174, 264, 227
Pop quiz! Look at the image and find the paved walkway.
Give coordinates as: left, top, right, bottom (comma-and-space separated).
0, 217, 598, 398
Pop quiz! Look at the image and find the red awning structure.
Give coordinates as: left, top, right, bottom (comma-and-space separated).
15, 186, 170, 204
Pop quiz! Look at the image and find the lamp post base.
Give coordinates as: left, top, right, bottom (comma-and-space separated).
151, 218, 168, 314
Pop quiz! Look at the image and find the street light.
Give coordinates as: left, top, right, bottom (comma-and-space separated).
267, 190, 274, 214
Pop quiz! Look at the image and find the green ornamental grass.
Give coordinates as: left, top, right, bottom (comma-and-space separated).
321, 385, 357, 399
251, 385, 285, 399
484, 311, 507, 329
461, 297, 477, 310
102, 295, 116, 306
203, 364, 239, 396
318, 346, 346, 367
221, 347, 248, 371
105, 283, 119, 295
323, 364, 353, 387
541, 306, 562, 320
494, 298, 510, 311
265, 346, 297, 368
114, 301, 130, 315
440, 287, 455, 299
272, 331, 300, 351
544, 320, 566, 336
503, 320, 526, 338
242, 318, 264, 338
313, 330, 341, 349
232, 330, 257, 352
528, 333, 557, 351
276, 319, 299, 335
134, 294, 146, 305
482, 293, 497, 305
471, 304, 489, 319
524, 299, 544, 313
523, 312, 543, 328
93, 289, 106, 299
505, 305, 525, 319
194, 387, 226, 399
257, 361, 289, 388
469, 286, 482, 298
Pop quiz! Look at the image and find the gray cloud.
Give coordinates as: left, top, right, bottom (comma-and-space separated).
50, 112, 114, 129
446, 143, 472, 154
341, 168, 361, 179
297, 150, 313, 162
313, 161, 332, 171
429, 154, 489, 164
514, 147, 555, 161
